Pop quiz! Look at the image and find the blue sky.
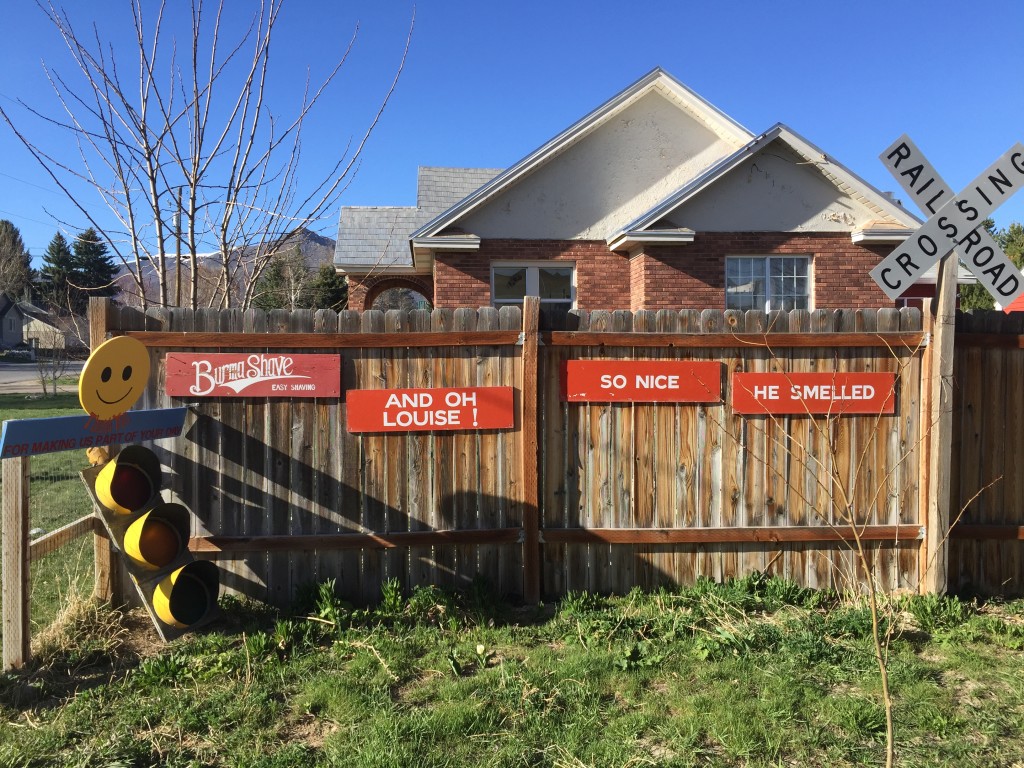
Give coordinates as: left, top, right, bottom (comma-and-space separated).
2, 0, 1023, 263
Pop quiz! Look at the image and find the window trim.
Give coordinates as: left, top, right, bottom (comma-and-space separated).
725, 255, 813, 312
490, 261, 577, 309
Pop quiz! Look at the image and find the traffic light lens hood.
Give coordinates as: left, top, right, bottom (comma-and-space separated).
95, 446, 162, 515
153, 561, 220, 629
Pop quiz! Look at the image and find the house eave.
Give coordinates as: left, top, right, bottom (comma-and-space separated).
608, 229, 696, 251
851, 228, 915, 244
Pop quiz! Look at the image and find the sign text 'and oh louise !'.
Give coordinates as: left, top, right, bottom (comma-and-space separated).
732, 372, 896, 415
346, 386, 515, 433
562, 360, 723, 403
165, 353, 341, 398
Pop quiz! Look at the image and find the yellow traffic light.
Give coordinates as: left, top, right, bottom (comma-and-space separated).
85, 445, 220, 641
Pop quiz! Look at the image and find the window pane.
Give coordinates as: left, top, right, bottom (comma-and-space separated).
538, 267, 573, 300
768, 257, 809, 311
493, 267, 527, 300
726, 258, 766, 311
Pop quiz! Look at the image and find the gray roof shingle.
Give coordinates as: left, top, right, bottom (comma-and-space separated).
335, 167, 501, 270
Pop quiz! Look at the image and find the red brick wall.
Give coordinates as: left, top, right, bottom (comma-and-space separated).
638, 233, 897, 310
372, 233, 899, 311
433, 240, 630, 310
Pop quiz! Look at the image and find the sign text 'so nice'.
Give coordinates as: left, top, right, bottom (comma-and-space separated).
562, 360, 723, 403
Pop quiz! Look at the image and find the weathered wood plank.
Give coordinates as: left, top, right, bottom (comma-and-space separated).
2, 456, 31, 669
124, 330, 521, 348
267, 309, 293, 605
500, 306, 524, 598
190, 528, 523, 551
520, 297, 542, 603
29, 515, 100, 561
545, 331, 925, 349
338, 310, 364, 600
406, 309, 434, 591
359, 310, 387, 605
430, 309, 457, 591
543, 525, 924, 545
383, 309, 410, 590
289, 309, 317, 596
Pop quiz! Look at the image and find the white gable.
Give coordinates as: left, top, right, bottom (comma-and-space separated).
661, 139, 888, 232
459, 91, 742, 240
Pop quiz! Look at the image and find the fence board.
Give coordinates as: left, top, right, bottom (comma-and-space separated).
359, 310, 387, 605
383, 309, 410, 590
406, 309, 434, 591
338, 310, 364, 598
497, 305, 522, 597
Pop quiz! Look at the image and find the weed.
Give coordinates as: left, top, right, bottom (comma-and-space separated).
903, 593, 975, 633
132, 652, 190, 687
378, 578, 404, 617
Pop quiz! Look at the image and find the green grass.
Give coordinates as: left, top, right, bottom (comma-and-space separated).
0, 393, 95, 639
1, 577, 1023, 767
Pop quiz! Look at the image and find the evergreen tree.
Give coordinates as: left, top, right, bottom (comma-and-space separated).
39, 232, 76, 310
0, 220, 34, 299
70, 228, 119, 314
307, 264, 348, 310
958, 219, 998, 311
252, 255, 293, 311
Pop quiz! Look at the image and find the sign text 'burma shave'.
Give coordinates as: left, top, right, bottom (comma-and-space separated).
562, 360, 723, 402
732, 373, 896, 415
165, 353, 341, 398
346, 387, 515, 433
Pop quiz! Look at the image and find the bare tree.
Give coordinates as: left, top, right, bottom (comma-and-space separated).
1, 0, 411, 310
32, 325, 74, 397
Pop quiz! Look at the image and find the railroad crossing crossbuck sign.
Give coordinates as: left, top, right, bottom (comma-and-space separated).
870, 137, 1024, 305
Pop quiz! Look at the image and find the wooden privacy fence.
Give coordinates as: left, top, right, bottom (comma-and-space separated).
66, 298, 931, 610
949, 311, 1024, 594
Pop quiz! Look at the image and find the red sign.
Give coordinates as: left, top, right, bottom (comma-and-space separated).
346, 386, 515, 433
165, 353, 341, 398
562, 360, 722, 402
732, 372, 896, 415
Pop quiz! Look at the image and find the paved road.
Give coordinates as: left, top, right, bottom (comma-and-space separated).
0, 361, 84, 394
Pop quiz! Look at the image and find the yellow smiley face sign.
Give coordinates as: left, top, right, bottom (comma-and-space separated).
79, 336, 152, 420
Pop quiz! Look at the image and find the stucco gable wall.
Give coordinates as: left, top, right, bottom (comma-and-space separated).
460, 91, 740, 240
663, 140, 886, 232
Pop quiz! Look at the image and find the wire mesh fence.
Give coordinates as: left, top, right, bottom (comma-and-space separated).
3, 449, 97, 641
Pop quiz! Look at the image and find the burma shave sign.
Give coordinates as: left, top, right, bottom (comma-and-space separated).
165, 353, 341, 398
562, 360, 722, 402
732, 373, 896, 415
346, 387, 515, 433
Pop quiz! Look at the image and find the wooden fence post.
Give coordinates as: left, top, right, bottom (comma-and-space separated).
2, 456, 31, 670
921, 254, 957, 593
88, 297, 122, 604
521, 297, 541, 603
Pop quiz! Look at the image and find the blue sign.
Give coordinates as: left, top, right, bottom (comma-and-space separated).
0, 408, 188, 459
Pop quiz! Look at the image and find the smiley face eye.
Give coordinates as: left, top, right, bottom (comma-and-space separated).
101, 367, 112, 383
122, 366, 133, 381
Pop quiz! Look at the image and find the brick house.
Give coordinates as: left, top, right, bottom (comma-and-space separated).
336, 68, 961, 313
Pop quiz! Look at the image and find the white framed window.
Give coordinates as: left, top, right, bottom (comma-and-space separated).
491, 262, 575, 312
726, 256, 811, 311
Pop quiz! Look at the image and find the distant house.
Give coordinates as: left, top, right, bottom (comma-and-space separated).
19, 302, 87, 352
335, 67, 972, 313
0, 294, 26, 348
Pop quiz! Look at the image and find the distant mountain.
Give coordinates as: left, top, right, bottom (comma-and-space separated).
269, 227, 336, 269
